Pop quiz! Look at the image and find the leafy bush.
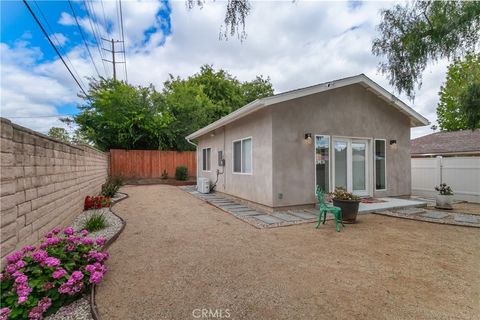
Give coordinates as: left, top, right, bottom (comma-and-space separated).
84, 196, 111, 210
175, 166, 188, 181
82, 212, 108, 232
330, 187, 360, 201
101, 176, 123, 198
161, 169, 168, 180
435, 183, 454, 195
0, 228, 108, 319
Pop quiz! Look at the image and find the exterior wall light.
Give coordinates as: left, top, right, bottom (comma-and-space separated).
304, 133, 312, 145
389, 140, 397, 150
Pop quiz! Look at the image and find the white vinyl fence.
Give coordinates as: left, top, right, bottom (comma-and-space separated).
411, 156, 480, 203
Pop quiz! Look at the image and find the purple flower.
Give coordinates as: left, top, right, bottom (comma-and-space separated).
63, 227, 75, 236
45, 237, 61, 246
43, 257, 61, 268
51, 227, 61, 234
81, 238, 94, 245
58, 283, 71, 295
28, 306, 43, 320
15, 274, 28, 284
38, 297, 52, 312
6, 251, 23, 264
52, 268, 67, 279
88, 250, 109, 262
5, 264, 17, 274
18, 295, 28, 304
15, 260, 26, 269
16, 283, 32, 297
80, 229, 89, 236
42, 282, 54, 291
71, 271, 84, 281
0, 307, 11, 320
32, 250, 48, 262
22, 245, 36, 252
89, 271, 104, 284
64, 244, 75, 251
95, 237, 106, 246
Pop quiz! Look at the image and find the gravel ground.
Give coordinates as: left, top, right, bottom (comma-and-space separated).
70, 208, 123, 242
45, 297, 92, 320
96, 185, 480, 320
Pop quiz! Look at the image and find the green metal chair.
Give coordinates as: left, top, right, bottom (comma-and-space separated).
315, 187, 345, 232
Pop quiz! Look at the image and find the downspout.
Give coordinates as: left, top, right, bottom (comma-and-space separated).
186, 137, 199, 190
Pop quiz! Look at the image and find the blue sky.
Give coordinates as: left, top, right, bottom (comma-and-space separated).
0, 1, 447, 137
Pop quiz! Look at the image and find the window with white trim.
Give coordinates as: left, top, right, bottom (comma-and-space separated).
233, 138, 252, 174
375, 140, 386, 190
202, 148, 211, 171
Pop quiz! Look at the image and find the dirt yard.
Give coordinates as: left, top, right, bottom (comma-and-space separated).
96, 185, 480, 320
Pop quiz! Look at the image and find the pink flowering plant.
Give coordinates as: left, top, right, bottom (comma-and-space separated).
0, 228, 108, 320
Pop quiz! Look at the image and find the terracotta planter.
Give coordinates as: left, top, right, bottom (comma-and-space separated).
333, 198, 360, 223
435, 194, 453, 210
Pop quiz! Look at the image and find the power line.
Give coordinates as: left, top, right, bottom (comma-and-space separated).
23, 0, 88, 97
67, 0, 100, 77
119, 0, 128, 82
32, 0, 87, 92
84, 0, 108, 77
102, 38, 125, 81
3, 114, 75, 119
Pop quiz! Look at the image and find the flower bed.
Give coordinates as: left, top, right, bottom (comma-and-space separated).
0, 228, 108, 320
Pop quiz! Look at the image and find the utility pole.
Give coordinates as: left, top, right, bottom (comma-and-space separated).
102, 38, 125, 81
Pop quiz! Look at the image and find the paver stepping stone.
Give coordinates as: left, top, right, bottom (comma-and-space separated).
289, 211, 317, 220
454, 214, 479, 224
420, 211, 449, 219
230, 207, 254, 212
219, 204, 245, 208
254, 214, 284, 224
395, 208, 426, 215
272, 212, 303, 222
234, 210, 262, 216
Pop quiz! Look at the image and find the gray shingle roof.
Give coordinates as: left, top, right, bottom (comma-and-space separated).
411, 130, 480, 155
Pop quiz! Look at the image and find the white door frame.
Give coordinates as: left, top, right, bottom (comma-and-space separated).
332, 136, 372, 197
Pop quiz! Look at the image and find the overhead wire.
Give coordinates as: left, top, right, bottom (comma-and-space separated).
84, 0, 109, 77
67, 0, 101, 78
23, 0, 88, 97
118, 0, 128, 82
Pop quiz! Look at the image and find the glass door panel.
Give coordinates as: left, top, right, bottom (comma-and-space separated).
334, 140, 348, 190
352, 141, 367, 193
315, 135, 330, 192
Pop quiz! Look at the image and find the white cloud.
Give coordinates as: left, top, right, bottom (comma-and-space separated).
50, 33, 69, 46
2, 0, 449, 138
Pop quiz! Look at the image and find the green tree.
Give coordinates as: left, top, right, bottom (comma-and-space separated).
74, 78, 173, 151
47, 127, 70, 143
162, 65, 273, 150
459, 82, 480, 130
437, 53, 480, 131
372, 1, 480, 99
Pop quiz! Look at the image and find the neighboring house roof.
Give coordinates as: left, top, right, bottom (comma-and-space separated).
411, 130, 480, 156
186, 74, 429, 140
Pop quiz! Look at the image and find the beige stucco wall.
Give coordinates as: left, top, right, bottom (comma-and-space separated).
272, 83, 412, 207
195, 83, 414, 209
196, 108, 273, 207
0, 118, 108, 265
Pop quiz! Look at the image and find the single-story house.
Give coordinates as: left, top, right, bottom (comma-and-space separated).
411, 130, 480, 157
186, 74, 429, 212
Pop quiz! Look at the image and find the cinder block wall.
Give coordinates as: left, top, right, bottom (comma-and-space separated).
0, 118, 108, 264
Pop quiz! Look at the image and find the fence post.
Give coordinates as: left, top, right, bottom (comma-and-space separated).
435, 156, 443, 186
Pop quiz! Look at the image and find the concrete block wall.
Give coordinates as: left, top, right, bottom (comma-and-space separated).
0, 118, 108, 264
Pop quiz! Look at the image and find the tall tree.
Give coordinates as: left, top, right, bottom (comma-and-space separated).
372, 1, 480, 99
47, 127, 70, 143
459, 82, 480, 130
437, 53, 480, 131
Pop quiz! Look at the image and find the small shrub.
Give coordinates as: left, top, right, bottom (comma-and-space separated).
161, 169, 168, 180
330, 187, 360, 201
175, 166, 188, 181
0, 228, 108, 319
84, 196, 111, 210
101, 176, 123, 197
82, 211, 108, 232
435, 183, 453, 195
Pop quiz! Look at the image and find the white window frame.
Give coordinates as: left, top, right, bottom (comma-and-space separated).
202, 147, 211, 172
374, 139, 387, 191
232, 137, 253, 175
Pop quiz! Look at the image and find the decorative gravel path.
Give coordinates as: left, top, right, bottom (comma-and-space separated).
45, 192, 127, 320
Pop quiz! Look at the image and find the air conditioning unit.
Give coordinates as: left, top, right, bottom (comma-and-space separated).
197, 177, 210, 194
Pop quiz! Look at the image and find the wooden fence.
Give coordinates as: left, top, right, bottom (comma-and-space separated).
109, 149, 196, 179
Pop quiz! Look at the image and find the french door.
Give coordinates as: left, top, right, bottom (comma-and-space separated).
332, 138, 369, 196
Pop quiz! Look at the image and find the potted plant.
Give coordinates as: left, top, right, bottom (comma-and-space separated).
434, 183, 454, 210
331, 187, 361, 223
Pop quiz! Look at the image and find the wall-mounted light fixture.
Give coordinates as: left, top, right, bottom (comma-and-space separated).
389, 139, 397, 150
304, 133, 312, 145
